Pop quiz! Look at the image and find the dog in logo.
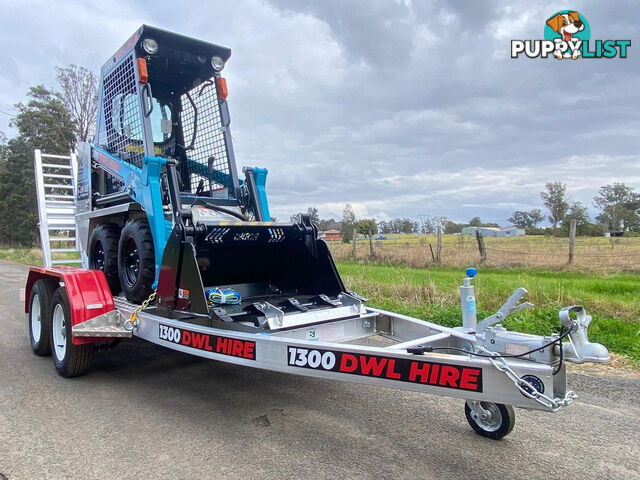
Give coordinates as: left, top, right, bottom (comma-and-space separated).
546, 11, 585, 59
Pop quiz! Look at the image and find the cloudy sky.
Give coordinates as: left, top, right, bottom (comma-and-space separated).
0, 0, 638, 224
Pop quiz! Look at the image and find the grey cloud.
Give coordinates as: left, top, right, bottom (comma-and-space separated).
0, 0, 638, 225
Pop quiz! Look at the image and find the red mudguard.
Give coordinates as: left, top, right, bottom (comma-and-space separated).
25, 266, 115, 345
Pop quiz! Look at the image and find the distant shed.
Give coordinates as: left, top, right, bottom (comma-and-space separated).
319, 229, 343, 241
461, 226, 525, 237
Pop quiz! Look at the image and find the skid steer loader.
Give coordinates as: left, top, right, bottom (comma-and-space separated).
77, 25, 344, 320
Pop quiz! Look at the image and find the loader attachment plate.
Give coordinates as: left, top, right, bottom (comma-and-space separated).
157, 221, 347, 324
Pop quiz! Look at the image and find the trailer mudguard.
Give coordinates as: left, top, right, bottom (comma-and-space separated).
25, 266, 115, 345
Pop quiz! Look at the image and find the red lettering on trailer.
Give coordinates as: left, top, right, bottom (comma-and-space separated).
359, 355, 387, 376
408, 361, 431, 382
244, 342, 255, 360
386, 359, 402, 379
216, 337, 228, 354
287, 346, 482, 392
340, 353, 358, 373
231, 340, 243, 357
159, 324, 256, 360
438, 365, 460, 388
460, 368, 481, 391
429, 364, 440, 384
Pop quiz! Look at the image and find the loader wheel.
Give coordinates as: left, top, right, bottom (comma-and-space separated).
465, 400, 515, 440
50, 287, 96, 377
118, 219, 155, 304
28, 279, 57, 356
89, 223, 121, 295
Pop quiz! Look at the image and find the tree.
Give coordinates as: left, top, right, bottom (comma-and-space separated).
593, 183, 640, 233
55, 65, 99, 143
340, 203, 356, 243
356, 218, 378, 259
444, 221, 463, 234
0, 86, 75, 245
509, 211, 533, 228
469, 216, 482, 227
509, 208, 545, 228
564, 201, 590, 226
317, 217, 339, 231
540, 182, 569, 228
306, 206, 320, 224
529, 208, 544, 226
356, 219, 377, 237
378, 220, 392, 234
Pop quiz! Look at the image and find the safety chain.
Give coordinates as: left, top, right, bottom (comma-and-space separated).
124, 290, 157, 331
477, 346, 577, 412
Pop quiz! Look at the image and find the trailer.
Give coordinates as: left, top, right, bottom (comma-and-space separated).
24, 26, 610, 440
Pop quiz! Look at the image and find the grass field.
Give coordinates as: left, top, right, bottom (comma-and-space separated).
1, 246, 638, 362
337, 261, 640, 361
330, 234, 640, 272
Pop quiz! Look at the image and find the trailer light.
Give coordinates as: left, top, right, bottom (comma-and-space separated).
142, 38, 159, 55
211, 56, 225, 71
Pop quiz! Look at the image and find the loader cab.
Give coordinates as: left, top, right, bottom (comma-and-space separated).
94, 25, 240, 206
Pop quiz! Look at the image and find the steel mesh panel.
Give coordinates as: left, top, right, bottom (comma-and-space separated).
180, 81, 232, 193
101, 56, 144, 169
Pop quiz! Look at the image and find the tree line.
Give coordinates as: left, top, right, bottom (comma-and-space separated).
0, 66, 98, 245
509, 182, 640, 236
297, 180, 640, 244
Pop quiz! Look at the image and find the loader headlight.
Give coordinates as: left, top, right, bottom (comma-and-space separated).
142, 38, 159, 55
211, 56, 225, 71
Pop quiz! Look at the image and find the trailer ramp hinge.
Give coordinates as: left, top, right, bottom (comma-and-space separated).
477, 346, 577, 412
124, 290, 157, 331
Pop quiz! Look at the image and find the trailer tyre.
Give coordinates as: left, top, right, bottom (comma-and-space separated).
50, 287, 96, 377
465, 400, 515, 440
118, 219, 155, 304
89, 223, 121, 295
28, 279, 57, 356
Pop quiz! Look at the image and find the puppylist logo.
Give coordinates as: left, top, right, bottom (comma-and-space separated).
512, 10, 631, 60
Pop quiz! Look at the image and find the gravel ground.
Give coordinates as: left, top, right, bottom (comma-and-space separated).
1, 260, 639, 480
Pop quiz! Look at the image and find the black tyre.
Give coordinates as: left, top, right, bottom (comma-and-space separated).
118, 219, 155, 304
465, 400, 515, 440
89, 223, 122, 295
50, 287, 96, 377
28, 279, 57, 356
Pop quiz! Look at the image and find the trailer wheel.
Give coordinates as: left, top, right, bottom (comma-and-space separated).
28, 279, 57, 356
118, 219, 155, 304
465, 400, 515, 440
89, 223, 121, 295
50, 287, 96, 377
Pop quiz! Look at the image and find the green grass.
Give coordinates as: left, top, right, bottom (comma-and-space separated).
0, 248, 44, 265
337, 262, 640, 361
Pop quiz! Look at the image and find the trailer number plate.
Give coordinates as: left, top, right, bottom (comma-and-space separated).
159, 324, 256, 360
287, 347, 482, 392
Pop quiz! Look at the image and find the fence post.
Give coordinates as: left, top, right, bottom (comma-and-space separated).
368, 233, 375, 259
436, 226, 442, 263
352, 228, 357, 258
475, 229, 487, 263
568, 219, 577, 264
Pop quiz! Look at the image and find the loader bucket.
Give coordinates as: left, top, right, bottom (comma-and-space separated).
156, 218, 346, 317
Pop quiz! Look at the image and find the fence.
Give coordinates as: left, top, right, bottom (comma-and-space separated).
329, 232, 640, 271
